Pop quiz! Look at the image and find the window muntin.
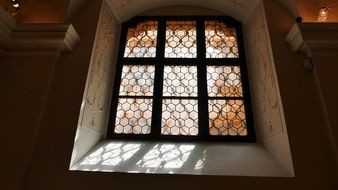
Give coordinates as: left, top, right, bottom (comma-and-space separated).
109, 16, 255, 142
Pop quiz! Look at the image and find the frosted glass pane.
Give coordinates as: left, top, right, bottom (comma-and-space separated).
209, 99, 247, 136
124, 21, 157, 57
163, 66, 198, 97
165, 21, 197, 58
207, 66, 243, 97
162, 99, 198, 135
115, 98, 152, 134
205, 21, 238, 58
119, 65, 155, 96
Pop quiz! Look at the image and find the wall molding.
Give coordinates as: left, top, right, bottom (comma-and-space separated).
286, 22, 338, 56
0, 6, 79, 54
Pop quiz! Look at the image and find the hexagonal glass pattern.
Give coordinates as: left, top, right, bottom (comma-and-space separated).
208, 99, 247, 136
115, 98, 152, 134
163, 66, 198, 97
124, 21, 158, 58
205, 21, 238, 58
165, 21, 197, 58
119, 65, 155, 96
207, 66, 243, 97
162, 99, 198, 136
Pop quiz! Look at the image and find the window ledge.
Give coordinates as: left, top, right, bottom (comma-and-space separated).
70, 140, 293, 177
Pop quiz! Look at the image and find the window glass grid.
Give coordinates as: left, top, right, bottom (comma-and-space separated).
163, 65, 198, 97
115, 98, 153, 135
206, 66, 243, 97
109, 16, 254, 142
124, 21, 158, 58
205, 20, 239, 58
119, 65, 155, 96
162, 99, 199, 136
208, 99, 247, 136
165, 21, 197, 58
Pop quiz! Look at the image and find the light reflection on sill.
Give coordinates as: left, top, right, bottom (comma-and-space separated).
73, 141, 204, 174
71, 140, 291, 176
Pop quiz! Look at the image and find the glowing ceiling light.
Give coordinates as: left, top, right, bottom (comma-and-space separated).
8, 0, 21, 15
317, 7, 329, 22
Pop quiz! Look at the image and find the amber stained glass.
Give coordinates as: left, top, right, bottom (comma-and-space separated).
163, 66, 198, 97
124, 21, 158, 58
208, 99, 247, 136
115, 98, 152, 134
162, 99, 198, 135
165, 21, 197, 58
207, 66, 243, 97
119, 65, 155, 96
205, 21, 238, 58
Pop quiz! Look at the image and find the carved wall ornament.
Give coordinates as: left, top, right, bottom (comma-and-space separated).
119, 0, 136, 8
245, 4, 284, 139
80, 3, 117, 133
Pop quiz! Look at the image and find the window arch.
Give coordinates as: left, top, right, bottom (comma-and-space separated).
107, 16, 255, 142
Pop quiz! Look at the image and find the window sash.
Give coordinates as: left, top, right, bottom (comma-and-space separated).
107, 16, 256, 142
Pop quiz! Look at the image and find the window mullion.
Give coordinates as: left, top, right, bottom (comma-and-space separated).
151, 18, 166, 138
196, 18, 209, 138
107, 23, 129, 138
236, 23, 256, 141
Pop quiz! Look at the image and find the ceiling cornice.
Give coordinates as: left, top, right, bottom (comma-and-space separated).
286, 22, 338, 56
1, 5, 79, 54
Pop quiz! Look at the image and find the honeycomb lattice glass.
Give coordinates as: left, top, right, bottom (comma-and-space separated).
208, 99, 247, 136
124, 21, 158, 58
165, 21, 197, 58
119, 65, 155, 96
207, 66, 243, 97
162, 99, 198, 135
115, 98, 152, 134
163, 66, 198, 97
205, 21, 238, 58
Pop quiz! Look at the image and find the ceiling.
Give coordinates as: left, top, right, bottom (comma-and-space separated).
0, 0, 337, 23
277, 0, 338, 22
105, 0, 260, 22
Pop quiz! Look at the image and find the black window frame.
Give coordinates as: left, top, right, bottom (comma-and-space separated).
107, 16, 256, 142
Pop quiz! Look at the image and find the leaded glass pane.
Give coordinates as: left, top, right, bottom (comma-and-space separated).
162, 99, 198, 135
207, 66, 243, 97
165, 21, 197, 58
208, 99, 247, 136
119, 65, 155, 96
163, 66, 198, 97
124, 21, 157, 58
115, 98, 152, 134
205, 21, 238, 58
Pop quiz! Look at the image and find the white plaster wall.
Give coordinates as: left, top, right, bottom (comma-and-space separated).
244, 2, 294, 175
70, 0, 119, 166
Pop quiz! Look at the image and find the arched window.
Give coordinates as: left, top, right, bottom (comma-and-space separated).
108, 16, 255, 142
